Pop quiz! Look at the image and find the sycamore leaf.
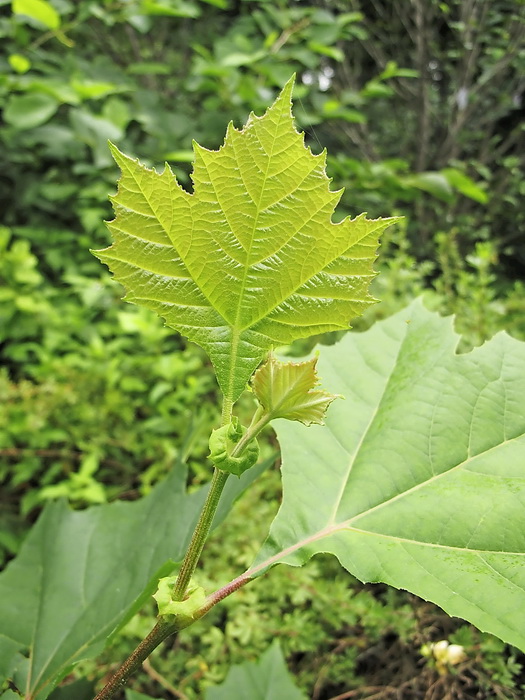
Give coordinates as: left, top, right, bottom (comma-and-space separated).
0, 459, 270, 700
95, 77, 398, 403
251, 353, 340, 425
250, 301, 525, 651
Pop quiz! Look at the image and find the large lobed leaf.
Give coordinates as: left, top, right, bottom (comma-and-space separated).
95, 77, 397, 403
252, 301, 525, 651
0, 460, 269, 700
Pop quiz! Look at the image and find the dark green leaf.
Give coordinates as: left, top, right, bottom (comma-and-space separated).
205, 641, 305, 699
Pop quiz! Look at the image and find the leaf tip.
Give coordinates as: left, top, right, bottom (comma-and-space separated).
281, 73, 296, 97
108, 140, 123, 161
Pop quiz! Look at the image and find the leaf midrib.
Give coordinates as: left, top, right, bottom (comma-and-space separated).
224, 99, 283, 403
247, 514, 525, 584
345, 430, 525, 525
254, 429, 525, 584
325, 322, 411, 524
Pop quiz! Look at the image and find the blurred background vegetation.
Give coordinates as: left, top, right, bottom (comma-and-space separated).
1, 0, 524, 698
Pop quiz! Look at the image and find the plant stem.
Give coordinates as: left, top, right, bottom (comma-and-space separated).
93, 466, 230, 700
231, 406, 271, 458
174, 403, 274, 600
93, 620, 176, 700
172, 467, 229, 600
198, 572, 253, 616
92, 399, 267, 698
222, 396, 233, 424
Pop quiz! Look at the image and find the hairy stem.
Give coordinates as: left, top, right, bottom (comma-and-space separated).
231, 406, 270, 458
198, 572, 254, 617
172, 467, 230, 601
93, 466, 230, 699
221, 396, 233, 424
93, 398, 271, 699
93, 620, 176, 700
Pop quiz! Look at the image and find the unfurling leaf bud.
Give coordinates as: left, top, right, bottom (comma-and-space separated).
208, 417, 259, 476
251, 353, 341, 426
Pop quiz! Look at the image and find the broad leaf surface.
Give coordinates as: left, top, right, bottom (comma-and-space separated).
252, 301, 525, 651
0, 459, 269, 700
95, 77, 397, 402
205, 641, 305, 700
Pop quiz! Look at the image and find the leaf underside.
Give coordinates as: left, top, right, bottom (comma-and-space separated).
95, 77, 398, 402
253, 300, 525, 651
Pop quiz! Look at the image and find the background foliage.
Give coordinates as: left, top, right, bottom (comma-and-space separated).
1, 0, 524, 698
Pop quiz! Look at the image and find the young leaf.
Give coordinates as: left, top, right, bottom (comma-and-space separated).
205, 641, 306, 700
0, 459, 270, 700
95, 77, 398, 403
250, 301, 525, 651
251, 353, 340, 425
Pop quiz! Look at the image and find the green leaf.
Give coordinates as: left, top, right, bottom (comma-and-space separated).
0, 636, 17, 669
3, 93, 58, 130
48, 678, 94, 700
70, 80, 125, 101
252, 301, 525, 651
140, 0, 201, 17
95, 77, 398, 403
219, 50, 266, 67
199, 0, 229, 8
205, 641, 306, 700
0, 459, 271, 700
128, 61, 171, 75
442, 168, 488, 204
8, 54, 31, 74
163, 149, 195, 162
0, 637, 22, 688
307, 41, 344, 62
379, 61, 419, 80
403, 172, 454, 201
251, 354, 340, 425
12, 0, 60, 30
126, 691, 156, 700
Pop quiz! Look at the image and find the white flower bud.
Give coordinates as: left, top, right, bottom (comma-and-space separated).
432, 640, 450, 662
427, 640, 467, 669
446, 644, 467, 665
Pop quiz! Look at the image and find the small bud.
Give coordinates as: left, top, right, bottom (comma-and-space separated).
153, 576, 206, 629
432, 640, 450, 662
446, 644, 467, 665
422, 639, 467, 674
209, 417, 259, 476
420, 643, 432, 658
